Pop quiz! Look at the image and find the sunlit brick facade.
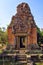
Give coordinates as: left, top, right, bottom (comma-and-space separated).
7, 3, 37, 49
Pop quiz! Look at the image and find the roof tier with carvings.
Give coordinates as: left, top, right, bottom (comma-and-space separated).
8, 3, 36, 33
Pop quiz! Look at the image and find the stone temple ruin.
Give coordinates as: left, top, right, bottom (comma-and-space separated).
0, 2, 43, 65
7, 2, 40, 65
8, 2, 38, 50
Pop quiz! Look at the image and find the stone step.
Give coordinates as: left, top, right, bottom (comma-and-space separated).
18, 61, 27, 63
19, 50, 26, 54
16, 54, 26, 61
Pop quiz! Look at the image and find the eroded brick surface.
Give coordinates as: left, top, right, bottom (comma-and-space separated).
7, 3, 37, 48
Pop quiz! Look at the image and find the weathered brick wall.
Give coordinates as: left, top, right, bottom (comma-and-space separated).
27, 27, 37, 44
7, 3, 37, 47
32, 27, 37, 44
7, 27, 15, 45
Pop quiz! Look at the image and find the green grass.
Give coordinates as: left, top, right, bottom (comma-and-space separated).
35, 62, 43, 65
0, 50, 3, 54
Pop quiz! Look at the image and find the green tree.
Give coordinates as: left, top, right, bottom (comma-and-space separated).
37, 27, 43, 46
0, 27, 8, 45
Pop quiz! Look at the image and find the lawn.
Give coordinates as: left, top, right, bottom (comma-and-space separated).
0, 50, 3, 54
35, 62, 43, 65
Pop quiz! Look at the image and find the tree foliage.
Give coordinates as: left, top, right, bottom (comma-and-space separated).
0, 27, 8, 45
37, 27, 43, 46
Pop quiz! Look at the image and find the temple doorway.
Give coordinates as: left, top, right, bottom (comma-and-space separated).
20, 36, 25, 48
19, 36, 27, 49
15, 35, 27, 49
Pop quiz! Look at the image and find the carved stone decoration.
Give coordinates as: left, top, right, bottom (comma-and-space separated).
8, 2, 37, 49
8, 2, 36, 33
13, 20, 28, 33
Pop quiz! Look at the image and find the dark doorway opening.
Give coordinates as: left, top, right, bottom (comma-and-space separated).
20, 36, 25, 48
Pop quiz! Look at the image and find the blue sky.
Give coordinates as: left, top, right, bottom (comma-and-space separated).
0, 0, 43, 28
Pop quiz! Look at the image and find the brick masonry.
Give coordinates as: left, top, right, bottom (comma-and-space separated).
7, 3, 37, 49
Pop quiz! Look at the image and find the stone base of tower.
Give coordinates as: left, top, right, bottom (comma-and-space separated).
4, 44, 40, 65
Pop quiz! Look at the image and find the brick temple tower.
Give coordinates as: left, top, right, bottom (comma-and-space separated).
7, 3, 37, 50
